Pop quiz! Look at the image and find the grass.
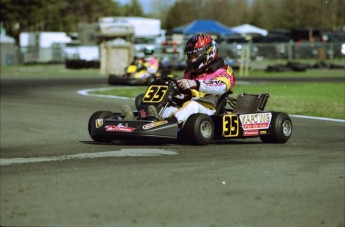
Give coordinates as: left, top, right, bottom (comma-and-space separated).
241, 68, 345, 77
1, 64, 344, 119
90, 83, 345, 119
232, 83, 345, 119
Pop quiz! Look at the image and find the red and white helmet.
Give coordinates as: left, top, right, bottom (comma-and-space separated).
184, 34, 218, 73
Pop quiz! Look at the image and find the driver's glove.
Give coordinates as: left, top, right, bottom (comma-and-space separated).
177, 79, 198, 90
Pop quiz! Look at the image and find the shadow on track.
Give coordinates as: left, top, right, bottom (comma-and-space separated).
80, 138, 263, 146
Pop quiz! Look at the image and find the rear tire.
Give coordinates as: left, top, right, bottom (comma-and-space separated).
260, 112, 292, 143
88, 111, 114, 143
182, 114, 214, 145
108, 75, 119, 85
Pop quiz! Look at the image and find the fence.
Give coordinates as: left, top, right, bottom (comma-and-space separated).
1, 42, 344, 66
217, 42, 344, 60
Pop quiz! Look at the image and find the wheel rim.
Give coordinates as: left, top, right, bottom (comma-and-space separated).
282, 120, 292, 136
200, 121, 212, 138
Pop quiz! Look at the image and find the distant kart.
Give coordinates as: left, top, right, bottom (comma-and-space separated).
108, 60, 158, 85
89, 78, 292, 145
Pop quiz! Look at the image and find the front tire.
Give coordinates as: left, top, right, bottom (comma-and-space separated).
260, 112, 292, 143
135, 93, 145, 110
88, 111, 114, 143
182, 114, 214, 145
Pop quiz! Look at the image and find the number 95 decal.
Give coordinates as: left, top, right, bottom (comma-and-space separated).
142, 85, 168, 103
223, 115, 239, 137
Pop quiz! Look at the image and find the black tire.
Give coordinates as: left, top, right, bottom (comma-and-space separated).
260, 112, 292, 143
88, 111, 114, 143
108, 75, 118, 85
135, 93, 145, 110
108, 76, 113, 85
182, 114, 214, 145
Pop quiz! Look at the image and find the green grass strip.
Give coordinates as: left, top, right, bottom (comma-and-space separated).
91, 83, 345, 119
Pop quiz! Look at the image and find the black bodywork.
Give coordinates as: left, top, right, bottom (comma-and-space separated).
88, 79, 292, 145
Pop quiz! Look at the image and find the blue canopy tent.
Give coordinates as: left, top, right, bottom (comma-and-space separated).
172, 19, 238, 36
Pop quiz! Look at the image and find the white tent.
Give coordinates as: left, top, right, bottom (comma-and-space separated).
0, 34, 15, 44
231, 24, 268, 36
0, 34, 17, 65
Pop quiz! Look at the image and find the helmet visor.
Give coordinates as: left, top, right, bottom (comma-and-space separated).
185, 52, 207, 70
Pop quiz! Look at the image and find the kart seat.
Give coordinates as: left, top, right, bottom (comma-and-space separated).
232, 93, 269, 114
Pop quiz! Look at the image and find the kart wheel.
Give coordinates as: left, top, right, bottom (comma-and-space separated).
182, 114, 214, 145
88, 111, 114, 143
260, 112, 292, 143
135, 93, 145, 110
108, 75, 117, 85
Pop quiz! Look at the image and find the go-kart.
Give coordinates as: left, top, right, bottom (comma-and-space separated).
108, 59, 158, 85
88, 78, 292, 145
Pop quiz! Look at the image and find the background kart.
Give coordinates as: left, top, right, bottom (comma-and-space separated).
108, 59, 157, 85
89, 78, 292, 145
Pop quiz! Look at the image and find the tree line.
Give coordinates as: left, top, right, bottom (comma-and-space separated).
163, 0, 344, 31
1, 0, 344, 42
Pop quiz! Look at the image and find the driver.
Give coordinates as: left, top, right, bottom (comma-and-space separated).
140, 46, 159, 75
160, 33, 235, 123
121, 34, 235, 123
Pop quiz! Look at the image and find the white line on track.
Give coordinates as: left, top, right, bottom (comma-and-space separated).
78, 87, 134, 100
78, 87, 345, 123
290, 115, 345, 123
0, 149, 178, 166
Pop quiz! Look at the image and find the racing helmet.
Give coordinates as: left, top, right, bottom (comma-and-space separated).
143, 46, 155, 56
184, 34, 218, 73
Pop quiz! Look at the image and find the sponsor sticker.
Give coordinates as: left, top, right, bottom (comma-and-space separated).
243, 130, 259, 136
239, 113, 272, 130
143, 120, 168, 130
96, 119, 103, 128
203, 80, 222, 85
140, 109, 147, 118
260, 130, 267, 135
105, 123, 135, 132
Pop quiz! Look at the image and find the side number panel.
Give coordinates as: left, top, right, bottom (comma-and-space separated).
142, 85, 168, 103
223, 115, 239, 137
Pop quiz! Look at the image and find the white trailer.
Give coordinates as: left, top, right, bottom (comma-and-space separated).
99, 17, 164, 52
99, 17, 161, 37
65, 17, 163, 70
19, 32, 71, 63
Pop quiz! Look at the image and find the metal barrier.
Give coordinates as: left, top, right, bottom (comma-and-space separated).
217, 42, 344, 60
13, 42, 345, 65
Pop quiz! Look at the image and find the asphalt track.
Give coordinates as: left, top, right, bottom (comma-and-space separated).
0, 75, 344, 226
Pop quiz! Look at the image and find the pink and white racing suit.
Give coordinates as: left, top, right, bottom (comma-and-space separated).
162, 65, 235, 123
142, 57, 159, 74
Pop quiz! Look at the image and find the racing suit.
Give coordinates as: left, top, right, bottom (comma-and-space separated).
141, 57, 159, 74
162, 57, 235, 123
